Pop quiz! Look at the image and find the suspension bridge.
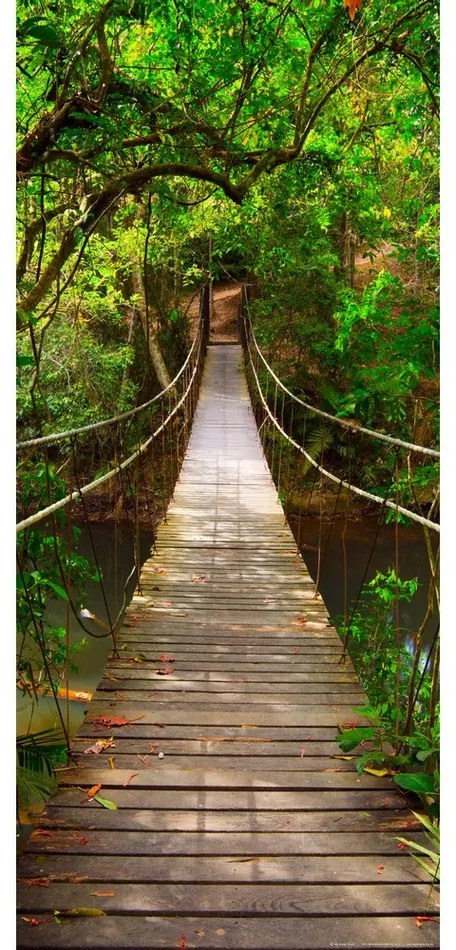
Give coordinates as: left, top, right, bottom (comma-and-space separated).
16, 286, 439, 948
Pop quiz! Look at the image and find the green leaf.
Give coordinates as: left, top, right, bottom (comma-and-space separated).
23, 23, 60, 47
337, 727, 376, 752
393, 772, 436, 794
93, 794, 118, 810
397, 837, 439, 864
55, 908, 107, 917
46, 580, 69, 601
16, 355, 35, 368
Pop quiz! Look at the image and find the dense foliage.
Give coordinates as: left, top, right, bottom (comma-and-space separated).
17, 0, 438, 438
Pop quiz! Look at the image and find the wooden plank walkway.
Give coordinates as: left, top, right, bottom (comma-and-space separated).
17, 345, 439, 948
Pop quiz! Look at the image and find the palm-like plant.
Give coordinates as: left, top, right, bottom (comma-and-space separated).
17, 727, 67, 807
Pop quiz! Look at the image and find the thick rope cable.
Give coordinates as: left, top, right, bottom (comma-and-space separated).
16, 330, 203, 532
245, 333, 440, 534
243, 302, 440, 459
17, 315, 200, 450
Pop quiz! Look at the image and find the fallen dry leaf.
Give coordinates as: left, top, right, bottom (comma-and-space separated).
158, 654, 175, 662
84, 737, 116, 755
155, 666, 174, 675
364, 766, 391, 777
376, 864, 385, 874
292, 615, 309, 627
21, 878, 50, 888
123, 772, 139, 787
89, 715, 144, 728
21, 917, 53, 927
414, 916, 439, 929
81, 784, 102, 803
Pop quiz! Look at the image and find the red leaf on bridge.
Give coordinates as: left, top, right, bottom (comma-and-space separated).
81, 784, 102, 803
21, 877, 50, 887
89, 715, 144, 728
156, 666, 174, 675
415, 917, 439, 928
159, 654, 175, 662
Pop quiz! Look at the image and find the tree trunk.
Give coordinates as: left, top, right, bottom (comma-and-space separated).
131, 268, 171, 390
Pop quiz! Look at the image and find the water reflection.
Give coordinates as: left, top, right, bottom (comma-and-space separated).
16, 522, 154, 737
290, 515, 439, 653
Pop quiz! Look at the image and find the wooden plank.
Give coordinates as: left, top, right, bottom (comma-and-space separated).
79, 703, 365, 725
15, 914, 439, 948
55, 766, 395, 791
68, 754, 366, 771
24, 829, 425, 856
70, 736, 351, 755
40, 787, 408, 811
91, 690, 366, 706
97, 678, 360, 693
36, 807, 418, 834
74, 724, 356, 739
17, 882, 438, 916
101, 668, 355, 683
17, 852, 430, 884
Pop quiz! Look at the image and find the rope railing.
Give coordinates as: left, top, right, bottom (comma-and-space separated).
16, 286, 210, 532
17, 290, 210, 451
241, 286, 440, 459
239, 286, 440, 534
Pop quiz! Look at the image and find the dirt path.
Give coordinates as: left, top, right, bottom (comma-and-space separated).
185, 281, 241, 344
210, 281, 241, 343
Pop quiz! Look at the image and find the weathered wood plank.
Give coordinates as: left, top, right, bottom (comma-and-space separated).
41, 787, 408, 811
79, 703, 365, 725
68, 753, 365, 771
92, 689, 366, 706
16, 914, 439, 949
17, 882, 438, 916
24, 828, 425, 856
36, 807, 418, 834
17, 852, 430, 884
97, 678, 360, 693
55, 765, 394, 790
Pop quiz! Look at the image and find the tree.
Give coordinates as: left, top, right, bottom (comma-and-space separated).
17, 0, 438, 319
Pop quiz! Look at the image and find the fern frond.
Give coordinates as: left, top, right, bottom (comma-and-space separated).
16, 766, 57, 806
17, 728, 67, 775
